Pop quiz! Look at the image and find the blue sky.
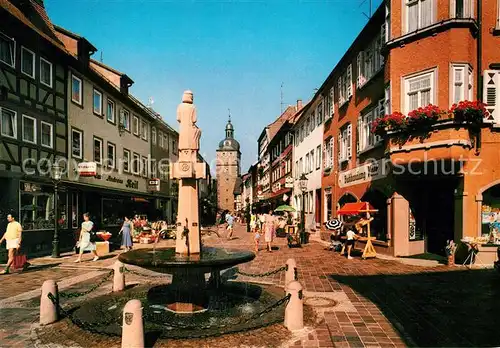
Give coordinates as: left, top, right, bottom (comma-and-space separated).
46, 0, 382, 173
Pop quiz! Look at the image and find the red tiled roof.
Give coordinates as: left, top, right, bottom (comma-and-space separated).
0, 0, 71, 56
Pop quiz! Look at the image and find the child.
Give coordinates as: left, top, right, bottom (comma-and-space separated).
254, 226, 260, 252
340, 226, 358, 259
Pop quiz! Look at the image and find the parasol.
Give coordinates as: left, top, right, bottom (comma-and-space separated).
325, 219, 343, 231
274, 204, 296, 212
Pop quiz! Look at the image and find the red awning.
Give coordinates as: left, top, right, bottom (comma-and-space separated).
337, 202, 377, 215
132, 198, 149, 203
269, 187, 292, 200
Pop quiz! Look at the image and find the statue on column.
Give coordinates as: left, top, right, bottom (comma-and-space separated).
177, 90, 201, 151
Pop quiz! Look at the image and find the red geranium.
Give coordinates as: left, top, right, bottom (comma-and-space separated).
450, 100, 489, 124
407, 104, 443, 128
371, 111, 407, 137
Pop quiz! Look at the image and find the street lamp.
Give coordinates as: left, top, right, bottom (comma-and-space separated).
51, 162, 63, 258
299, 173, 308, 244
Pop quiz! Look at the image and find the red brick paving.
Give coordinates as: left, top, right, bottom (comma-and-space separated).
1, 223, 496, 347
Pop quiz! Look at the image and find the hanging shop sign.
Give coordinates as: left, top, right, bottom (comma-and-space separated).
284, 176, 294, 188
338, 159, 389, 188
78, 162, 97, 177
148, 178, 161, 192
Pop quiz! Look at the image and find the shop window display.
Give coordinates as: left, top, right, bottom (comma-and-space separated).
20, 183, 67, 230
102, 198, 125, 226
481, 185, 500, 241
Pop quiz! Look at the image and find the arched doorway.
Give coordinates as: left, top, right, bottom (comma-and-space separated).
361, 189, 388, 241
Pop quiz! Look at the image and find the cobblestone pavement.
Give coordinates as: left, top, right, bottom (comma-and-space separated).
1, 223, 499, 347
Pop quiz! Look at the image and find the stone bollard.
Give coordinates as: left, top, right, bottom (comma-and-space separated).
121, 299, 144, 348
40, 280, 58, 325
113, 260, 126, 292
285, 258, 298, 290
284, 280, 304, 331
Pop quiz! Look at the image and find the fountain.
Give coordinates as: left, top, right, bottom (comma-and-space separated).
118, 90, 255, 313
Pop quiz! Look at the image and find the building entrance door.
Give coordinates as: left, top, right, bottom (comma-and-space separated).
315, 189, 321, 226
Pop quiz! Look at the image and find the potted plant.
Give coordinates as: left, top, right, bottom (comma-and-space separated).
407, 104, 443, 130
371, 111, 407, 137
450, 100, 489, 126
445, 240, 457, 266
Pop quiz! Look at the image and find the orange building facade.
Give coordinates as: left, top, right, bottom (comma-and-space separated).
320, 0, 500, 258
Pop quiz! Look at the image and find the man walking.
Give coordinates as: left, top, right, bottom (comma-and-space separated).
0, 213, 23, 274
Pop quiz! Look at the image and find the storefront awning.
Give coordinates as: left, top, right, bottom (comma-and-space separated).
132, 197, 150, 203
337, 202, 377, 215
269, 187, 292, 200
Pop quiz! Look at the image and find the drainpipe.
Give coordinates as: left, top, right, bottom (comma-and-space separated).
475, 0, 482, 155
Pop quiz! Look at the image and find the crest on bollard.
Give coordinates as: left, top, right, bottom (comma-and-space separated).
125, 312, 134, 325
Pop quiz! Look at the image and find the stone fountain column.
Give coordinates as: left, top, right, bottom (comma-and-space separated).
170, 90, 206, 255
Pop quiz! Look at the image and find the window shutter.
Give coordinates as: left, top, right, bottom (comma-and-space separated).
337, 78, 342, 103
329, 87, 334, 117
356, 115, 362, 154
323, 143, 327, 169
357, 52, 365, 88
468, 66, 473, 101
483, 70, 499, 123
330, 137, 335, 170
338, 135, 342, 165
380, 25, 386, 64
347, 64, 353, 97
347, 124, 352, 159
376, 99, 384, 143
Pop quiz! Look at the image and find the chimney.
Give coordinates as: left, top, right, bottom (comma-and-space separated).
120, 74, 134, 95
296, 99, 303, 110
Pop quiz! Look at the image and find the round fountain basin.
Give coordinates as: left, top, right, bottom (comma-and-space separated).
118, 247, 255, 274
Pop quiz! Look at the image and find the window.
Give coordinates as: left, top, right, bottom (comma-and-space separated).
0, 32, 15, 67
141, 156, 148, 177
159, 131, 164, 148
21, 47, 35, 78
357, 104, 383, 153
20, 183, 67, 231
132, 153, 140, 174
141, 120, 148, 140
106, 99, 115, 123
323, 137, 334, 170
294, 160, 299, 178
172, 139, 176, 154
317, 103, 323, 126
404, 69, 435, 113
299, 158, 303, 177
325, 87, 334, 120
120, 109, 130, 131
338, 124, 352, 163
40, 58, 53, 87
123, 149, 130, 173
385, 2, 391, 42
384, 85, 391, 115
305, 153, 310, 173
22, 115, 36, 144
309, 150, 314, 173
93, 137, 103, 164
406, 0, 434, 33
151, 160, 157, 178
71, 129, 83, 159
107, 142, 116, 168
71, 74, 82, 105
324, 189, 332, 222
451, 0, 473, 18
357, 28, 384, 88
1, 107, 16, 138
133, 116, 139, 136
41, 121, 53, 148
451, 64, 473, 105
93, 89, 103, 116
338, 64, 353, 106
316, 145, 321, 170
152, 127, 157, 145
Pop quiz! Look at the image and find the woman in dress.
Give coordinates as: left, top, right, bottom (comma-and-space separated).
75, 213, 99, 263
264, 210, 276, 252
120, 216, 133, 251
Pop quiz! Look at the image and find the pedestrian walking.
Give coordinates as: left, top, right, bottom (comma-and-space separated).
264, 210, 276, 252
340, 226, 358, 260
119, 216, 133, 251
0, 213, 23, 274
250, 212, 257, 232
226, 212, 234, 240
75, 213, 99, 263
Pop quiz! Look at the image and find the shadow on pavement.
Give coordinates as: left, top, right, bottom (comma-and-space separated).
330, 268, 500, 347
19, 262, 61, 274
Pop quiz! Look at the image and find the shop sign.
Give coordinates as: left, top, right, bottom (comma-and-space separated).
126, 179, 139, 190
78, 162, 97, 177
106, 176, 123, 184
338, 159, 389, 188
148, 178, 160, 192
284, 176, 294, 188
257, 190, 264, 200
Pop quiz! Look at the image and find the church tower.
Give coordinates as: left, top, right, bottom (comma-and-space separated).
216, 117, 241, 212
